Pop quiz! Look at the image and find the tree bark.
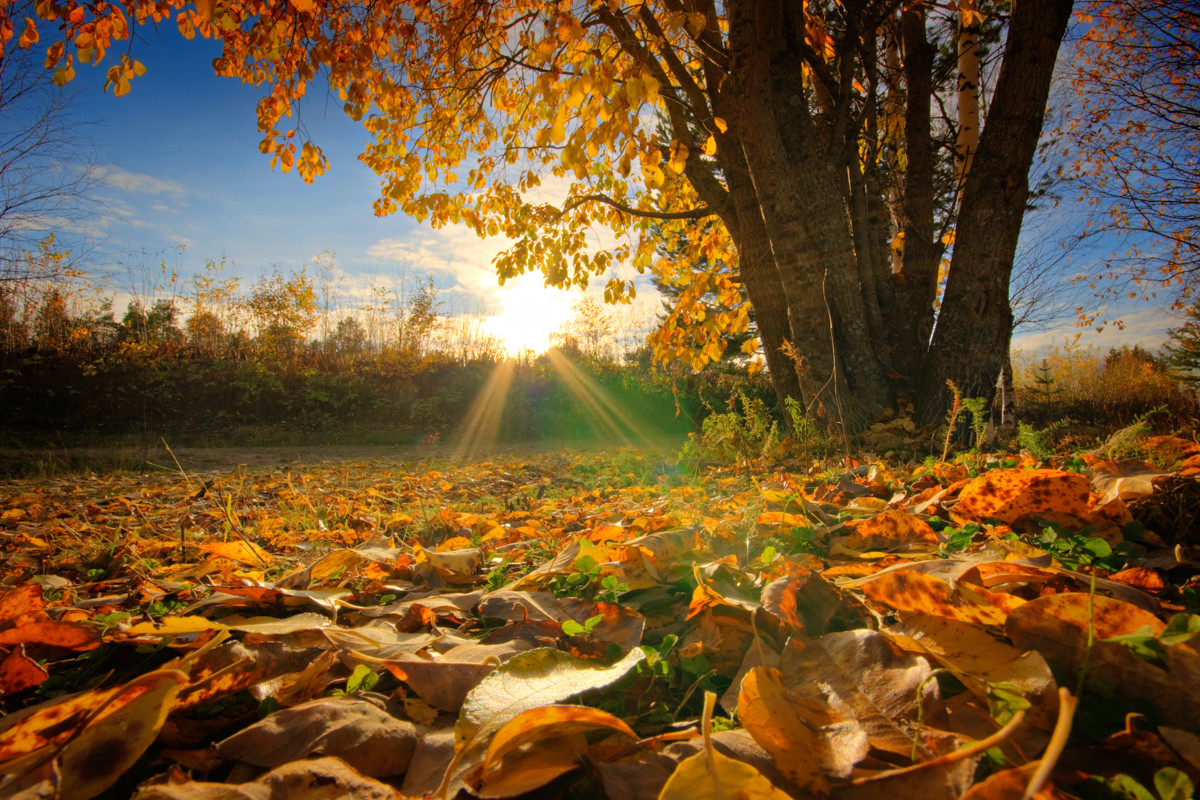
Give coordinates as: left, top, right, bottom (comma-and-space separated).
918, 0, 1074, 422
725, 0, 890, 428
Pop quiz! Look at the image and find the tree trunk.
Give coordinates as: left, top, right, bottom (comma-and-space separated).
889, 5, 943, 386
918, 0, 1074, 422
725, 0, 891, 429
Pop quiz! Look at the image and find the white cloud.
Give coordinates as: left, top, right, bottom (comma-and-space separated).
101, 166, 187, 196
1012, 304, 1178, 355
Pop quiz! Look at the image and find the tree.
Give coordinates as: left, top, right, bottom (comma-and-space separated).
1164, 299, 1200, 383
1063, 1, 1199, 306
243, 267, 318, 356
3, 0, 1073, 427
0, 14, 97, 279
555, 296, 617, 363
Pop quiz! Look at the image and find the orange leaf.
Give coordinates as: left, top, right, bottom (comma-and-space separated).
0, 645, 49, 696
0, 584, 45, 623
952, 468, 1090, 524
861, 569, 1023, 626
845, 508, 939, 552
0, 619, 102, 654
197, 540, 272, 565
483, 705, 636, 769
738, 666, 866, 791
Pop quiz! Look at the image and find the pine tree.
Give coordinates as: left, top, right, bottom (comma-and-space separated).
1164, 300, 1200, 382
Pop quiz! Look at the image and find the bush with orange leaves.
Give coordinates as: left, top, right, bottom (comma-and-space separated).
1014, 342, 1197, 432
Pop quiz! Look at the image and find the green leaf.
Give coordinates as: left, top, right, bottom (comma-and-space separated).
1081, 537, 1114, 559
346, 664, 379, 694
1153, 767, 1194, 800
561, 619, 586, 636
1159, 614, 1200, 646
1110, 775, 1159, 800
1102, 625, 1168, 667
986, 685, 1031, 725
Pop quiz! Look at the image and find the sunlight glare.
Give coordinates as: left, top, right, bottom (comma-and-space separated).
484, 276, 575, 357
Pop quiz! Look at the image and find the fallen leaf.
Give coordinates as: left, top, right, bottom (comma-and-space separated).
197, 540, 273, 565
952, 469, 1090, 525
217, 696, 416, 777
737, 666, 867, 792
456, 646, 645, 745
139, 756, 399, 799
660, 693, 791, 800
1006, 593, 1200, 728
0, 646, 49, 696
58, 669, 188, 800
846, 508, 939, 552
861, 569, 1023, 627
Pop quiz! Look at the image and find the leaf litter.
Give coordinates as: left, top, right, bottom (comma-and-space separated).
0, 443, 1199, 799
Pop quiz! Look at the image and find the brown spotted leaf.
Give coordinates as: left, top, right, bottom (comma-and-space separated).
861, 569, 1024, 627
846, 508, 940, 552
216, 696, 416, 778
57, 669, 187, 800
1006, 593, 1200, 728
0, 645, 49, 697
951, 469, 1090, 525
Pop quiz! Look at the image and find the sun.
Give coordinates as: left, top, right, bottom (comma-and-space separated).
483, 276, 575, 357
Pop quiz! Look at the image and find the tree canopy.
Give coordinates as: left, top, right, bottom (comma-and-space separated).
1, 0, 1073, 427
1065, 0, 1199, 305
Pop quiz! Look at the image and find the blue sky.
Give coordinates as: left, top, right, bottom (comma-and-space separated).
64, 34, 608, 345
54, 34, 1181, 355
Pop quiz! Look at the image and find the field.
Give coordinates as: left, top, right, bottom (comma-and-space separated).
2, 436, 1199, 799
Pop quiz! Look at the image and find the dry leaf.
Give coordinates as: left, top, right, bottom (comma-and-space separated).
952, 469, 1090, 525
216, 696, 416, 777
737, 666, 867, 793
456, 646, 645, 745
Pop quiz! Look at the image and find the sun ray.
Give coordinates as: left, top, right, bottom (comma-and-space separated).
451, 359, 516, 459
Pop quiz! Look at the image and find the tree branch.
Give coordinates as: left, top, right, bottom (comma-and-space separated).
559, 194, 715, 221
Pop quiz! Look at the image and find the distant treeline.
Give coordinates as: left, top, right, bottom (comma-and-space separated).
0, 260, 771, 447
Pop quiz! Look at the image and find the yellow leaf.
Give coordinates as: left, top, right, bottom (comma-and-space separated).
197, 539, 272, 565
659, 693, 790, 800
668, 141, 689, 174
625, 77, 644, 105
52, 61, 75, 87
289, 0, 316, 12
484, 705, 636, 768
738, 667, 867, 790
193, 0, 213, 21
17, 17, 38, 49
702, 134, 717, 156
684, 11, 707, 36
124, 616, 227, 636
58, 670, 187, 800
712, 117, 728, 134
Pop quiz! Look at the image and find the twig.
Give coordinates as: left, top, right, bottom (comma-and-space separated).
850, 709, 1027, 787
1023, 688, 1077, 799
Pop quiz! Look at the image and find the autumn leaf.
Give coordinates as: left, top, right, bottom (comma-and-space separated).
660, 692, 791, 800
216, 697, 417, 778
456, 646, 645, 745
56, 670, 187, 800
737, 666, 867, 793
952, 469, 1091, 525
